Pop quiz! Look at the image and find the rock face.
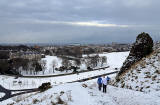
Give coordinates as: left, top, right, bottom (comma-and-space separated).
114, 45, 160, 93
117, 32, 153, 77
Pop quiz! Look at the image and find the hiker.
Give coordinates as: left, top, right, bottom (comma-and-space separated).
102, 76, 107, 93
97, 76, 102, 91
106, 76, 111, 83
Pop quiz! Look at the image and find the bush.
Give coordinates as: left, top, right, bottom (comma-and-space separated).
38, 82, 51, 92
87, 66, 93, 71
33, 99, 39, 104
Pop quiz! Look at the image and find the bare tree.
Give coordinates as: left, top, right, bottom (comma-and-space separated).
62, 58, 71, 72
39, 60, 46, 74
84, 54, 100, 68
101, 56, 107, 67
52, 60, 58, 73
74, 59, 81, 67
84, 57, 92, 68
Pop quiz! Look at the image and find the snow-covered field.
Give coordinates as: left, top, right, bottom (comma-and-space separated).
22, 51, 129, 76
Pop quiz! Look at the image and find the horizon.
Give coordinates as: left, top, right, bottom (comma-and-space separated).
0, 42, 131, 46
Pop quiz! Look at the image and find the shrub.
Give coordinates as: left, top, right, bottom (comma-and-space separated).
38, 82, 51, 92
33, 99, 39, 104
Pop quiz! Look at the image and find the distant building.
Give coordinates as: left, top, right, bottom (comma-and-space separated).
10, 51, 42, 60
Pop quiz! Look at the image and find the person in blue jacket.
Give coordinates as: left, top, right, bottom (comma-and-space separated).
106, 76, 111, 83
97, 76, 102, 91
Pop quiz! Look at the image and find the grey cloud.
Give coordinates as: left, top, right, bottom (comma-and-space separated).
0, 0, 160, 43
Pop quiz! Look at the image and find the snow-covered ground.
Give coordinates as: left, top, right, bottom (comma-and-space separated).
98, 52, 129, 68
0, 67, 116, 90
1, 51, 159, 105
22, 51, 129, 76
114, 48, 160, 93
2, 79, 160, 105
0, 51, 129, 91
0, 93, 5, 98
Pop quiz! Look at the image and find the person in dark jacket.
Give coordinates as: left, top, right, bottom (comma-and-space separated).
97, 76, 102, 91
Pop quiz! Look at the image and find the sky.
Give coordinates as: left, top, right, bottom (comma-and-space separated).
0, 0, 160, 44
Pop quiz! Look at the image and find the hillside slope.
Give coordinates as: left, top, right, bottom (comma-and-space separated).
2, 81, 160, 105
114, 43, 160, 93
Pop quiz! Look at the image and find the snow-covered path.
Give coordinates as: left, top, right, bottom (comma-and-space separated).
0, 67, 117, 90
87, 84, 160, 105
2, 82, 159, 105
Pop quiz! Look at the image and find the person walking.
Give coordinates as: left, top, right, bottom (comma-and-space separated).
107, 76, 111, 83
97, 76, 102, 91
102, 76, 107, 93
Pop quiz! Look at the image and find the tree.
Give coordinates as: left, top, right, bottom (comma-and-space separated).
62, 58, 71, 72
101, 56, 107, 67
90, 55, 100, 68
52, 60, 58, 73
84, 56, 92, 68
84, 54, 100, 68
39, 60, 46, 74
35, 62, 42, 74
0, 60, 9, 74
74, 59, 81, 67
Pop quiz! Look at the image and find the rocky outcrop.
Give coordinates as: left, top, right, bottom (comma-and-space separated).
113, 45, 160, 92
117, 32, 153, 78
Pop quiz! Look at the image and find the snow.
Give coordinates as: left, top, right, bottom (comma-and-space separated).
0, 67, 117, 90
43, 55, 62, 69
21, 51, 129, 76
98, 52, 129, 68
1, 51, 159, 105
0, 93, 5, 98
2, 81, 160, 105
115, 49, 160, 93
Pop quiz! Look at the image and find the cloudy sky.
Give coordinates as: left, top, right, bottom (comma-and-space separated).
0, 0, 160, 44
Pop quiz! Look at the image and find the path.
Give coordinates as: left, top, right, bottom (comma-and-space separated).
0, 85, 39, 102
18, 66, 110, 78
0, 70, 118, 102
68, 71, 118, 83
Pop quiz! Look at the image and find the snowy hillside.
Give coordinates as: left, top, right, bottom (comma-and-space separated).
114, 45, 160, 93
2, 79, 160, 105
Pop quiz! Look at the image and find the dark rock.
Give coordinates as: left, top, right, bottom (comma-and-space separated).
117, 32, 153, 78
